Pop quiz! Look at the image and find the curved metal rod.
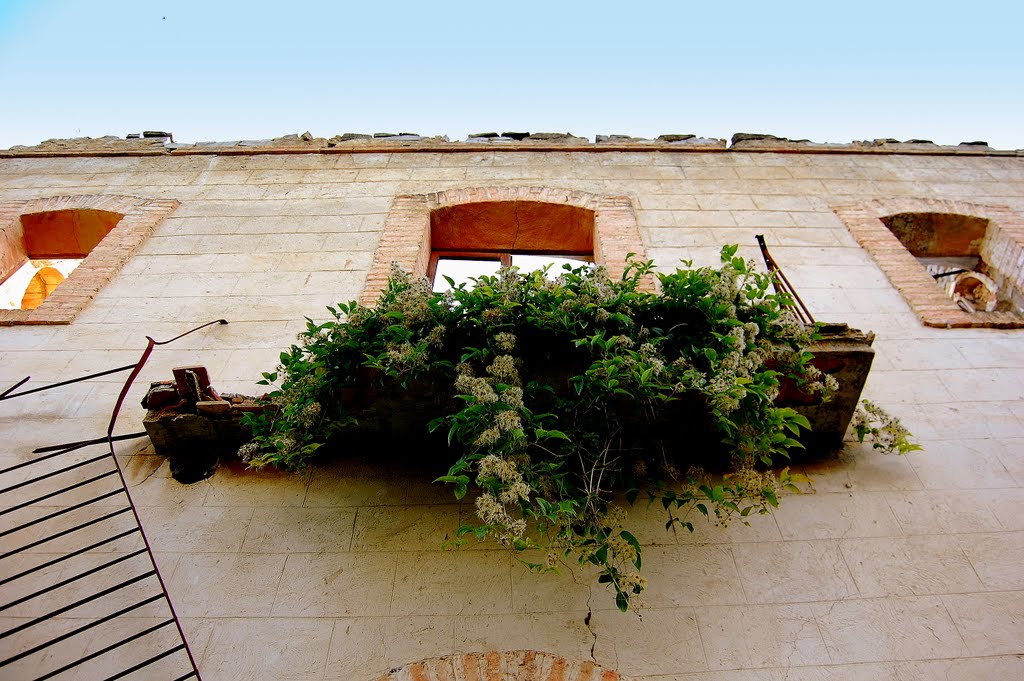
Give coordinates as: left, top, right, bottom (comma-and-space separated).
102, 319, 227, 681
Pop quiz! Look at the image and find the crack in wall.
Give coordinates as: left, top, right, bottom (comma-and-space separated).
567, 562, 599, 662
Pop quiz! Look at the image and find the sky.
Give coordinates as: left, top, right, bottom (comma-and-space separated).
1, 0, 1022, 149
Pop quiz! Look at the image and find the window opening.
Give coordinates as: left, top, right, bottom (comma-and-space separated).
432, 256, 504, 292
511, 253, 591, 272
0, 209, 123, 311
832, 199, 1024, 328
428, 199, 595, 291
5, 260, 78, 309
361, 186, 652, 307
880, 212, 1021, 315
431, 253, 593, 293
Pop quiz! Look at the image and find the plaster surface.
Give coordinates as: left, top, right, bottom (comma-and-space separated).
1, 148, 1022, 680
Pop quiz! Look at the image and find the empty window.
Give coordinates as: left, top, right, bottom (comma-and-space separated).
360, 186, 652, 307
0, 209, 123, 311
429, 200, 594, 291
0, 195, 179, 325
832, 199, 1024, 328
879, 211, 1020, 314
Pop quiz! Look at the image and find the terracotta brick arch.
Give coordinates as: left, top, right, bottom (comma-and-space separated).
0, 194, 179, 324
369, 651, 632, 681
832, 197, 1024, 328
361, 186, 650, 306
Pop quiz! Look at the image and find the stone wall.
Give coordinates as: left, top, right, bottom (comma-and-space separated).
1, 141, 1023, 680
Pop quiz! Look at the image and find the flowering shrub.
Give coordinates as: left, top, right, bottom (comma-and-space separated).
241, 246, 908, 611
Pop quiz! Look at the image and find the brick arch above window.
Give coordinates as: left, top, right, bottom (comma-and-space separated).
832, 197, 1024, 328
369, 650, 633, 681
0, 194, 179, 325
361, 186, 651, 306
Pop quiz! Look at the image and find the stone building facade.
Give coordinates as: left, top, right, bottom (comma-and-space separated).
1, 133, 1022, 680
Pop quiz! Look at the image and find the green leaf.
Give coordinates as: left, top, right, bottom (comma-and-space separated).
535, 429, 570, 441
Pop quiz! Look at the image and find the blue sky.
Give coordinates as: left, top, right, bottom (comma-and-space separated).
1, 0, 1022, 149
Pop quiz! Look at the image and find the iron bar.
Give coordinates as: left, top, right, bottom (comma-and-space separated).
932, 268, 969, 279
32, 431, 148, 455
0, 527, 139, 588
0, 363, 138, 402
0, 452, 109, 495
0, 488, 123, 539
0, 376, 30, 398
0, 319, 226, 681
33, 618, 175, 681
0, 548, 148, 612
1, 506, 130, 558
0, 569, 156, 639
0, 470, 119, 517
92, 319, 228, 681
0, 594, 164, 667
100, 643, 187, 681
0, 446, 88, 476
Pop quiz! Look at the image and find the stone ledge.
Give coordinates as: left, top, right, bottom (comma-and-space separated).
3, 132, 1021, 158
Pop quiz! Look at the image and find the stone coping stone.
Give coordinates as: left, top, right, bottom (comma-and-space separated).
3, 134, 1019, 156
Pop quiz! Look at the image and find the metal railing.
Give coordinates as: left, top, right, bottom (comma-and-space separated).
0, 320, 227, 680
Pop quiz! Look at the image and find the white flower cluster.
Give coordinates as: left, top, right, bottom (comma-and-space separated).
853, 400, 913, 453
606, 534, 637, 563
726, 465, 776, 494
384, 341, 421, 369
486, 354, 518, 381
500, 386, 524, 408
474, 426, 501, 447
601, 504, 628, 530
474, 493, 528, 541
425, 325, 446, 347
237, 442, 261, 464
455, 373, 498, 404
345, 305, 372, 328
474, 454, 531, 543
618, 572, 648, 593
712, 268, 740, 302
494, 409, 522, 432
297, 402, 322, 428
493, 332, 516, 352
772, 309, 812, 343
477, 454, 531, 503
805, 365, 840, 400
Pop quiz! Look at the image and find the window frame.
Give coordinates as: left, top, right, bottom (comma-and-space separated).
361, 186, 652, 307
832, 197, 1024, 329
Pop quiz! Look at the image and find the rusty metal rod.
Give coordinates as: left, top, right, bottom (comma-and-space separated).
755, 234, 815, 325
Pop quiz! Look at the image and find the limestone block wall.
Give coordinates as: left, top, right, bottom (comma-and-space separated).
1, 142, 1023, 680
